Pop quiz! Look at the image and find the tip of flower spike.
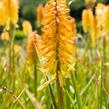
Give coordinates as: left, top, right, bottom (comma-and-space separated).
22, 20, 32, 36
96, 3, 105, 14
36, 3, 44, 27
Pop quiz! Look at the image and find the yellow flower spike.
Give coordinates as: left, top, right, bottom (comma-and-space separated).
1, 31, 10, 41
95, 3, 105, 36
36, 4, 44, 27
27, 32, 41, 64
82, 9, 98, 46
41, 0, 77, 77
102, 6, 109, 33
82, 9, 93, 33
0, 1, 5, 26
22, 20, 32, 36
3, 0, 19, 26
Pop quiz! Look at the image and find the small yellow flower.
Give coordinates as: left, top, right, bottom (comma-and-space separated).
22, 20, 32, 36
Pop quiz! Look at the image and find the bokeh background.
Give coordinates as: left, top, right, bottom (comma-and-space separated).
19, 0, 108, 29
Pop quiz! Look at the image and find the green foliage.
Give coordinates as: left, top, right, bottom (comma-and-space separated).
15, 30, 25, 39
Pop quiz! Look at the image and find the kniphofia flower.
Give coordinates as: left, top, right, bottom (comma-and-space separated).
2, 0, 19, 28
27, 32, 41, 64
36, 4, 44, 27
82, 9, 98, 46
82, 9, 93, 33
102, 6, 109, 33
0, 1, 5, 26
40, 0, 77, 77
95, 3, 105, 36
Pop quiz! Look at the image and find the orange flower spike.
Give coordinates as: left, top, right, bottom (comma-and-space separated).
36, 4, 44, 27
41, 0, 77, 76
27, 32, 41, 64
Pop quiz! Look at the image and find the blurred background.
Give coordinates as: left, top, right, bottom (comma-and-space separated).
19, 0, 108, 29
0, 0, 108, 39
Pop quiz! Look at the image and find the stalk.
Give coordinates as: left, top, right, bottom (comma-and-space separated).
34, 64, 37, 98
102, 37, 107, 88
9, 23, 16, 88
56, 71, 63, 109
100, 36, 106, 109
100, 58, 103, 109
65, 78, 71, 109
95, 71, 99, 109
56, 62, 64, 109
46, 76, 57, 109
71, 70, 82, 109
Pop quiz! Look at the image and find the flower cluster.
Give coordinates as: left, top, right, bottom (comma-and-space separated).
82, 3, 109, 46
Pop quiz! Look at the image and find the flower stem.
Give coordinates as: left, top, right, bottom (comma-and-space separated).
34, 64, 37, 98
100, 36, 106, 109
56, 71, 63, 109
46, 76, 57, 109
9, 23, 16, 88
71, 72, 82, 109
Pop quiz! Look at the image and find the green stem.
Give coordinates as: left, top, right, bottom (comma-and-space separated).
100, 60, 103, 109
34, 64, 37, 98
96, 72, 99, 109
9, 24, 16, 88
100, 37, 106, 109
64, 86, 77, 109
65, 78, 71, 109
46, 76, 57, 109
56, 71, 63, 109
102, 37, 107, 89
71, 72, 82, 109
